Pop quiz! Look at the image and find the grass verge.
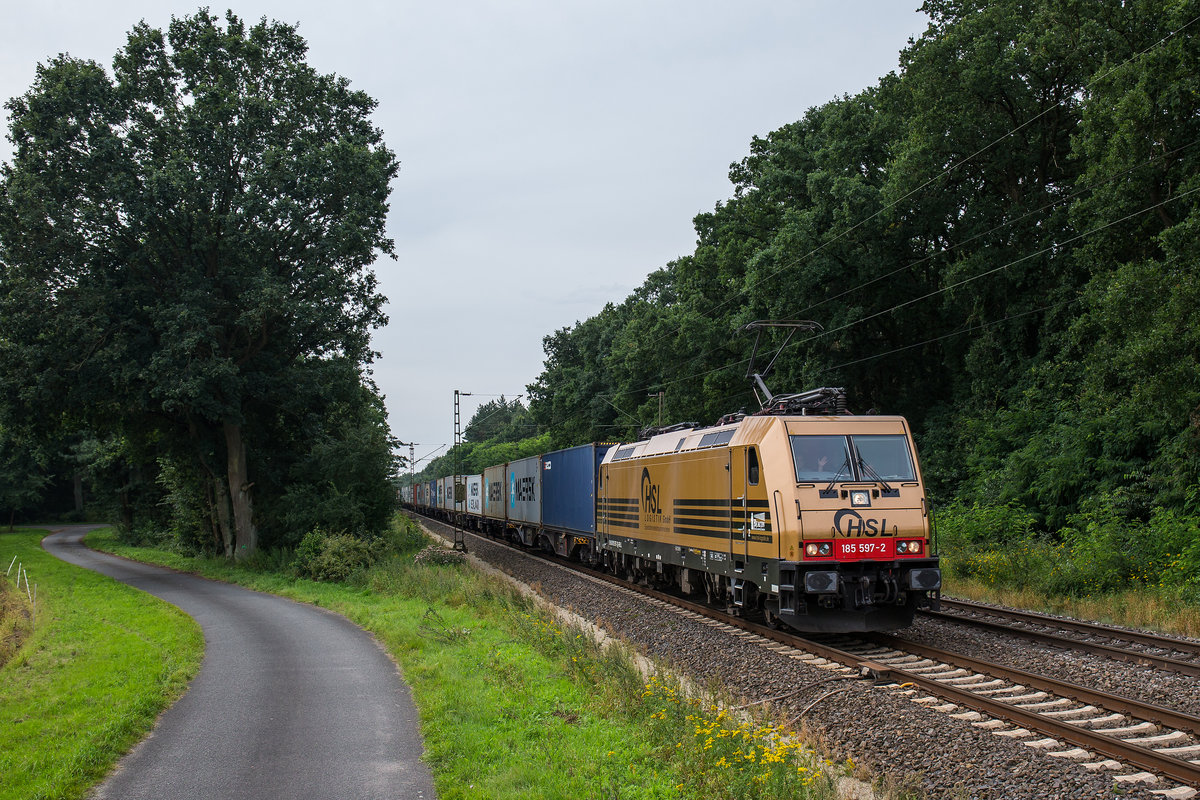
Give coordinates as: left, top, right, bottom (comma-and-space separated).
88, 521, 852, 800
0, 529, 203, 800
0, 568, 34, 668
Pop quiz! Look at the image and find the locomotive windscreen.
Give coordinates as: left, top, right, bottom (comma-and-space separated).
851, 435, 916, 481
789, 434, 915, 483
789, 435, 851, 481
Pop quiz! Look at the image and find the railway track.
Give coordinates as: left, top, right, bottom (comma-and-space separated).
416, 514, 1200, 795
922, 598, 1200, 677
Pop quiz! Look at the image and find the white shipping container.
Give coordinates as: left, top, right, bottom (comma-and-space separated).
506, 455, 541, 525
465, 474, 483, 516
483, 464, 506, 521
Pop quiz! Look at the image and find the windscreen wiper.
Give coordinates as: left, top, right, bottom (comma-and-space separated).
820, 457, 851, 498
854, 452, 895, 495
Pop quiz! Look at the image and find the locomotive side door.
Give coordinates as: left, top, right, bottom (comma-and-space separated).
729, 446, 749, 569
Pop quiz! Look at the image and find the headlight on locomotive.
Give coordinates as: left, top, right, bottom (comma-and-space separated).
896, 540, 924, 555
805, 542, 832, 557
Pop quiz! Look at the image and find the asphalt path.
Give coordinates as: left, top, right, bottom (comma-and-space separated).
42, 526, 436, 800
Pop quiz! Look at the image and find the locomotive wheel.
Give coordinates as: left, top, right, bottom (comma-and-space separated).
763, 605, 782, 630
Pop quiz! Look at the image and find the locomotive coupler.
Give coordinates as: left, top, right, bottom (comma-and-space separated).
852, 576, 873, 608
880, 573, 900, 603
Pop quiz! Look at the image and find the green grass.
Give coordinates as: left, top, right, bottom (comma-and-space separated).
944, 574, 1200, 638
87, 521, 847, 800
0, 529, 203, 800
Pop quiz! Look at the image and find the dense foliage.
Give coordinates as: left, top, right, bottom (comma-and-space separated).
526, 0, 1200, 550
0, 10, 399, 554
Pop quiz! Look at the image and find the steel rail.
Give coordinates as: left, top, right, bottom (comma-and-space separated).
867, 633, 1200, 736
933, 598, 1200, 656
856, 654, 1200, 788
922, 607, 1200, 678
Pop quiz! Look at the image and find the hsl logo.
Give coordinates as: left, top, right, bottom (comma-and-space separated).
640, 467, 661, 515
833, 509, 897, 537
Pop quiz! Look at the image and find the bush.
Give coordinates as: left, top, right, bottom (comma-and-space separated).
379, 515, 428, 556
937, 493, 1200, 602
293, 529, 376, 582
936, 501, 1039, 549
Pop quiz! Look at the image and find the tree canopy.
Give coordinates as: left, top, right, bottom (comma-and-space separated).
525, 0, 1200, 529
0, 9, 399, 553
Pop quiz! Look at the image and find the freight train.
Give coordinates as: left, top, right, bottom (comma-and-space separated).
404, 386, 941, 633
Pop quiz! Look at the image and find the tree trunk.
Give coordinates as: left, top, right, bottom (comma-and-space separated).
120, 488, 133, 531
73, 472, 84, 513
209, 477, 235, 558
224, 421, 257, 559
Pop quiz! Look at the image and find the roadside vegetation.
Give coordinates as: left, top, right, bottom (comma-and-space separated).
0, 530, 203, 800
89, 516, 865, 800
938, 498, 1200, 637
0, 568, 33, 668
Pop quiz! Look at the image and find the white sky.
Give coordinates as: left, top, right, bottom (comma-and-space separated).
1, 2, 929, 467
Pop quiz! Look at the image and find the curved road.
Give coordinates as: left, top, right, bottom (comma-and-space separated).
43, 526, 436, 800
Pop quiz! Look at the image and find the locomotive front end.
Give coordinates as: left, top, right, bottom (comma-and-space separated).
768, 416, 941, 632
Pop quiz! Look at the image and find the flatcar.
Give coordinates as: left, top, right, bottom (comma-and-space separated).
406, 387, 940, 633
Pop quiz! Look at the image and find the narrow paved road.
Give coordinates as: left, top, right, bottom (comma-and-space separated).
43, 526, 436, 800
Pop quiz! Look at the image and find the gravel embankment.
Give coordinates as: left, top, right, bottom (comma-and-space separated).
420, 519, 1170, 800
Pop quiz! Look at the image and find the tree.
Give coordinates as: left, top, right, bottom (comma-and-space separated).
463, 396, 531, 444
0, 10, 398, 556
0, 425, 48, 530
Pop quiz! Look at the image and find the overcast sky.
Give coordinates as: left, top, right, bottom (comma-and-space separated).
1, 1, 929, 467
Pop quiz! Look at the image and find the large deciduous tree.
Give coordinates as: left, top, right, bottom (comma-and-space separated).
0, 10, 398, 556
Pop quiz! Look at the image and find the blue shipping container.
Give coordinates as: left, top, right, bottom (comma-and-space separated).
541, 443, 613, 535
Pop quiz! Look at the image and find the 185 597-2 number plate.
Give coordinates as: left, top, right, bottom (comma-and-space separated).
834, 539, 894, 560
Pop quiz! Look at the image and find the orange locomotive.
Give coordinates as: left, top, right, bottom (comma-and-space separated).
597, 387, 941, 633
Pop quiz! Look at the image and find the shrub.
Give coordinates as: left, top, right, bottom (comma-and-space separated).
936, 501, 1039, 549
379, 515, 429, 556
293, 529, 376, 582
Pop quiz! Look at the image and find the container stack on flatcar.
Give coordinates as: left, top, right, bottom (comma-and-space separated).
404, 387, 940, 633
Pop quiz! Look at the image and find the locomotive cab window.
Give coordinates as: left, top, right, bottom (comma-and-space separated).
790, 435, 851, 482
747, 447, 759, 485
789, 434, 916, 483
851, 435, 915, 481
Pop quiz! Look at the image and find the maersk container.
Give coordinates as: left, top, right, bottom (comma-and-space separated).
483, 464, 506, 521
465, 474, 483, 516
542, 443, 612, 535
507, 455, 541, 525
